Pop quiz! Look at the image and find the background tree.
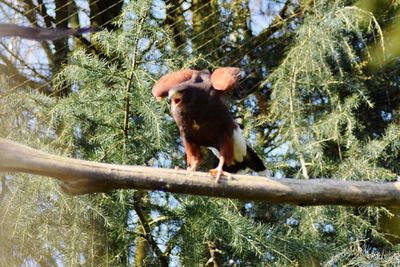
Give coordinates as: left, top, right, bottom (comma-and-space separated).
2, 0, 400, 266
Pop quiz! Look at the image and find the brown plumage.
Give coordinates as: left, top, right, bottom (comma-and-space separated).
152, 69, 196, 99
152, 67, 265, 181
210, 67, 240, 91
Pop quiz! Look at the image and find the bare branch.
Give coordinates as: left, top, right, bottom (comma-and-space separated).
0, 23, 97, 41
37, 0, 56, 27
0, 58, 44, 89
1, 137, 400, 206
0, 42, 48, 81
206, 241, 222, 267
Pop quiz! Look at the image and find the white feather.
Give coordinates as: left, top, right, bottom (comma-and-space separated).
207, 126, 247, 163
233, 126, 247, 162
208, 147, 220, 158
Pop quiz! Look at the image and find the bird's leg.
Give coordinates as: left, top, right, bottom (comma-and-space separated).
187, 160, 200, 172
209, 155, 232, 182
183, 139, 202, 175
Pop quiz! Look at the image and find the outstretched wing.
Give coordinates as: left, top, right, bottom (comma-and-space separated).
152, 67, 240, 99
152, 69, 196, 99
210, 67, 241, 91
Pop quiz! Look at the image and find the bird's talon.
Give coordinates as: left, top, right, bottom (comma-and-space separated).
187, 165, 199, 176
209, 168, 231, 182
209, 169, 218, 176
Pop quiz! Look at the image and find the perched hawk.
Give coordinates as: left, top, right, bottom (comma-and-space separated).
152, 67, 265, 181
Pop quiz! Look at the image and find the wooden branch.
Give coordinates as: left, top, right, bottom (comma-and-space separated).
0, 23, 97, 41
1, 137, 400, 206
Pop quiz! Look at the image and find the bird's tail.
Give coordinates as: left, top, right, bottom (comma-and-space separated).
223, 145, 265, 173
243, 145, 266, 171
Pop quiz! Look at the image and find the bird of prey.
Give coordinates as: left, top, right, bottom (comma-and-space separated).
152, 67, 265, 181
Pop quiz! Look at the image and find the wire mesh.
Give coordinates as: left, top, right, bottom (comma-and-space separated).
0, 0, 288, 95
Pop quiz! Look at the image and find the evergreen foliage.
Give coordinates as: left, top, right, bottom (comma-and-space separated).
2, 0, 400, 265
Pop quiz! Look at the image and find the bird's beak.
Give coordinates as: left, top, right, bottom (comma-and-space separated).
168, 88, 184, 105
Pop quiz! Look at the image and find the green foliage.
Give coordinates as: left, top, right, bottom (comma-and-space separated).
255, 0, 400, 265
3, 0, 400, 266
51, 4, 171, 163
174, 197, 271, 265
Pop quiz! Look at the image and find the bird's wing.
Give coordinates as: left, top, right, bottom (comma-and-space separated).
210, 67, 241, 91
152, 67, 240, 99
152, 69, 196, 99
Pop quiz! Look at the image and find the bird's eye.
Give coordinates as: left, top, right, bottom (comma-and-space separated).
173, 97, 182, 105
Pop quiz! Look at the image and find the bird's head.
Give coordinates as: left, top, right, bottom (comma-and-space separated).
152, 67, 240, 104
168, 87, 185, 106
168, 85, 198, 109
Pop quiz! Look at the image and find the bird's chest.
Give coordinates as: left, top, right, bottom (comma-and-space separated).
173, 108, 225, 147
183, 117, 216, 143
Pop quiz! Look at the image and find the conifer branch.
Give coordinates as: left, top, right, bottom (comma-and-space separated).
123, 7, 149, 142
289, 65, 309, 179
2, 138, 400, 206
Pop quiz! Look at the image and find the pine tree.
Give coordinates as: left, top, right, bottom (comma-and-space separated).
3, 0, 400, 266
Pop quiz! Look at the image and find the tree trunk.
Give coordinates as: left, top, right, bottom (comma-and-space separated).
133, 192, 150, 266
53, 0, 70, 96
165, 0, 186, 48
90, 0, 123, 31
